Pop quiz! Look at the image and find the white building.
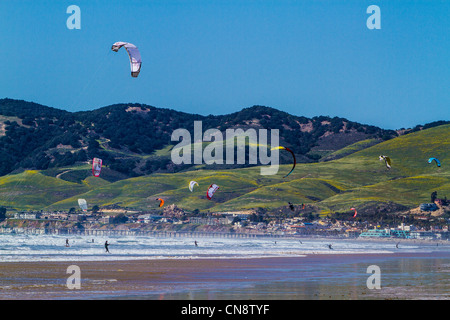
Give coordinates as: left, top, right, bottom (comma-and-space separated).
14, 212, 41, 220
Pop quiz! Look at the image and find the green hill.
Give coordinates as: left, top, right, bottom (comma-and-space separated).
317, 123, 450, 212
0, 170, 89, 210
1, 122, 448, 217
0, 98, 399, 178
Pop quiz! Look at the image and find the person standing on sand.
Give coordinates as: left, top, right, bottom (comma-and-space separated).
105, 241, 110, 253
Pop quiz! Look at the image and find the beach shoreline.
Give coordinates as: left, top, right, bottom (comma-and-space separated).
1, 251, 449, 300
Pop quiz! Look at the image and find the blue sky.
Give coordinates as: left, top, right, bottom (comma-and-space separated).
0, 0, 449, 129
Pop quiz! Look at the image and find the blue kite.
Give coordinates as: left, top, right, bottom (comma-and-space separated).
428, 157, 441, 167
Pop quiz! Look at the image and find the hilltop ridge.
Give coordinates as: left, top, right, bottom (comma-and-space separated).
0, 98, 427, 178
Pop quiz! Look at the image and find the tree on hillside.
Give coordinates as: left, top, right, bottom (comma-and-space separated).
113, 213, 128, 224
0, 207, 6, 222
431, 191, 438, 203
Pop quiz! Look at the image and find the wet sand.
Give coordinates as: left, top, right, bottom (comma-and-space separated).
1, 252, 450, 300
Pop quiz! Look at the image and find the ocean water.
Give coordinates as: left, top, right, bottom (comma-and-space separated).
0, 234, 449, 300
0, 233, 447, 262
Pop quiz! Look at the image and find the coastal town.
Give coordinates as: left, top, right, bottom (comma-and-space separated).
1, 200, 449, 241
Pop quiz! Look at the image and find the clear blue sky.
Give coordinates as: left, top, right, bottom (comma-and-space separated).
0, 0, 449, 129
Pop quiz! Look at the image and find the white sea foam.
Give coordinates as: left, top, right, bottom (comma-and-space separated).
0, 234, 446, 262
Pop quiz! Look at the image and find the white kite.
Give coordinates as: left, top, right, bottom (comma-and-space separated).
189, 181, 199, 192
78, 199, 88, 212
206, 184, 219, 200
111, 41, 142, 77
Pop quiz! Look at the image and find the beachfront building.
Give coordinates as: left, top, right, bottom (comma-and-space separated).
359, 227, 409, 238
344, 228, 361, 238
409, 230, 449, 240
390, 229, 410, 238
409, 230, 437, 240
359, 228, 391, 238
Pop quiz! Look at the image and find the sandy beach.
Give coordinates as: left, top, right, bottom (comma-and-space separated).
1, 251, 449, 301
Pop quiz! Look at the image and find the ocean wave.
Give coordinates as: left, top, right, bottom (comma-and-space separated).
0, 234, 447, 262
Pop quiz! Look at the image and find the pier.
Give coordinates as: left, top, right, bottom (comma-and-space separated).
0, 226, 285, 239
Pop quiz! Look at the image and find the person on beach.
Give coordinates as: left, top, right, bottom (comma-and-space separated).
105, 241, 110, 253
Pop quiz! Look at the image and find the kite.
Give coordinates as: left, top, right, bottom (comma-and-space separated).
428, 157, 441, 167
379, 155, 391, 169
156, 198, 164, 207
206, 184, 219, 200
92, 158, 102, 177
189, 181, 199, 192
111, 42, 142, 77
272, 146, 296, 178
350, 207, 357, 218
78, 199, 88, 212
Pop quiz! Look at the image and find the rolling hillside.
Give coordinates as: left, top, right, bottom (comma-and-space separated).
0, 98, 399, 178
0, 123, 448, 217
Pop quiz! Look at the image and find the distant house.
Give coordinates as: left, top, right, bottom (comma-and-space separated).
85, 215, 99, 223
49, 213, 68, 220
188, 216, 231, 225
101, 216, 113, 224
137, 214, 150, 223
410, 230, 436, 240
137, 214, 162, 223
345, 229, 360, 238
14, 212, 41, 220
68, 214, 86, 222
